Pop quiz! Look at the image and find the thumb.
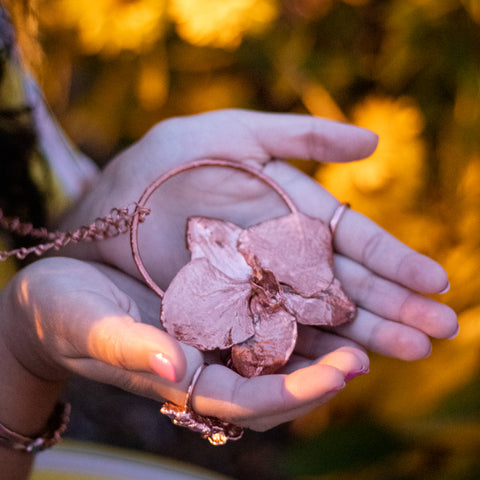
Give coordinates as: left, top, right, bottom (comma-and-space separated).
84, 313, 187, 383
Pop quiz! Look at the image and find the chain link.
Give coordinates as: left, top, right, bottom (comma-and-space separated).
0, 205, 150, 261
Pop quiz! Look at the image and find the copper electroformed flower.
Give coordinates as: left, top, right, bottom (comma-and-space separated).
130, 159, 356, 378
0, 156, 356, 445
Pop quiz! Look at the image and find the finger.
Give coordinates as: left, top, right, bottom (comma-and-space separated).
331, 208, 450, 294
212, 346, 367, 431
260, 163, 450, 294
264, 159, 340, 218
230, 110, 379, 163
282, 342, 369, 378
162, 110, 378, 165
316, 346, 369, 380
333, 254, 458, 339
245, 389, 340, 432
88, 315, 187, 382
329, 308, 433, 361
66, 344, 203, 407
256, 347, 369, 430
293, 324, 366, 360
193, 347, 368, 426
62, 292, 188, 383
64, 357, 164, 397
193, 363, 342, 430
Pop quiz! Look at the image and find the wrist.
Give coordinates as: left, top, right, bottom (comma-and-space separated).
0, 334, 66, 439
0, 402, 70, 453
0, 334, 68, 479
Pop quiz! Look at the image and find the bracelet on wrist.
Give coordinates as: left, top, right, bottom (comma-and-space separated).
0, 402, 70, 453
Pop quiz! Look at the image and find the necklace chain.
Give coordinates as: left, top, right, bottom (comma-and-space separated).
0, 205, 150, 261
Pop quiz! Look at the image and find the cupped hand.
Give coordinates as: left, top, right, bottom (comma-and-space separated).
60, 109, 458, 362
0, 257, 186, 390
0, 257, 368, 432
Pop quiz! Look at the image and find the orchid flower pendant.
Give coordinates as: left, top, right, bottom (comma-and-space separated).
161, 212, 356, 378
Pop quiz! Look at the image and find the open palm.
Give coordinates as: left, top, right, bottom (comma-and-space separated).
61, 109, 457, 365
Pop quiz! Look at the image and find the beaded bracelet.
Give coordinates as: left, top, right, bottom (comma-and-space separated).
0, 402, 71, 453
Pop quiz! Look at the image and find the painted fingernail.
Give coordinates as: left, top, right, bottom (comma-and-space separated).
150, 353, 178, 382
345, 366, 369, 382
438, 281, 450, 294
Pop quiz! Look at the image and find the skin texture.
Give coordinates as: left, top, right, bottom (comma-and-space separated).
0, 109, 457, 478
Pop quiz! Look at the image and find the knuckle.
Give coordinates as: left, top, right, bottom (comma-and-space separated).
359, 271, 379, 305
361, 230, 385, 267
305, 118, 327, 160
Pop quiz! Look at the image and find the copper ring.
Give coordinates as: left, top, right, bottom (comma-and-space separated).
185, 363, 207, 412
160, 362, 244, 445
329, 202, 350, 236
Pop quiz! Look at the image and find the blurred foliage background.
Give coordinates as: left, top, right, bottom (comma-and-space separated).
9, 0, 480, 478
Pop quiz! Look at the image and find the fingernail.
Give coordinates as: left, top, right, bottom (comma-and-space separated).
438, 281, 450, 294
150, 353, 178, 382
447, 324, 460, 339
345, 366, 369, 382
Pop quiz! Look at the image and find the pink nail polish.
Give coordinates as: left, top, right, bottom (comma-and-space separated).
150, 353, 178, 382
345, 367, 369, 382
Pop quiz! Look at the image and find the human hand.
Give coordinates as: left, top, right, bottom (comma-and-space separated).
0, 257, 187, 391
60, 109, 458, 362
0, 257, 368, 433
0, 255, 181, 476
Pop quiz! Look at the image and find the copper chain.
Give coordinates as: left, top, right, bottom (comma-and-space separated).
0, 205, 150, 261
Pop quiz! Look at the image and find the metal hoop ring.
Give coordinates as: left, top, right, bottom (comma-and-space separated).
185, 363, 207, 411
329, 202, 350, 237
130, 159, 298, 298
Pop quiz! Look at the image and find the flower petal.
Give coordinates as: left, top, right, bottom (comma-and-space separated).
161, 257, 254, 350
187, 216, 251, 280
231, 303, 297, 377
238, 213, 334, 296
284, 280, 357, 327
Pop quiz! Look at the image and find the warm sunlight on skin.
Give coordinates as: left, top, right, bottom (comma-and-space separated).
86, 315, 134, 367
33, 311, 45, 340
19, 276, 31, 305
190, 347, 366, 431
18, 278, 45, 340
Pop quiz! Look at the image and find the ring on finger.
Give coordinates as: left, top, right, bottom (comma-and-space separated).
329, 202, 350, 237
160, 364, 244, 445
